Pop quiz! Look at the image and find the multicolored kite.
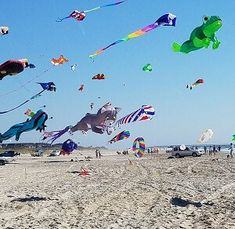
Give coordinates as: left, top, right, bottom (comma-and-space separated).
24, 109, 35, 118
60, 139, 78, 155
109, 130, 130, 144
89, 13, 176, 58
172, 16, 222, 53
51, 55, 68, 65
0, 110, 48, 142
116, 105, 155, 127
57, 1, 125, 22
186, 79, 204, 90
132, 137, 145, 158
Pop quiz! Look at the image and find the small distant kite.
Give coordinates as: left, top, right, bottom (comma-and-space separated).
197, 129, 213, 143
109, 130, 130, 144
132, 137, 145, 158
232, 135, 235, 141
0, 26, 9, 36
0, 82, 56, 114
0, 110, 48, 142
172, 16, 222, 53
143, 64, 152, 72
71, 64, 77, 71
92, 74, 106, 80
116, 105, 155, 127
89, 13, 176, 58
24, 109, 35, 118
0, 59, 35, 80
90, 102, 94, 110
186, 79, 204, 90
60, 139, 78, 155
56, 1, 125, 22
79, 84, 84, 91
51, 55, 68, 65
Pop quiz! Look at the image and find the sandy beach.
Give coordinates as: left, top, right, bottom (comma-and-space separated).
0, 150, 234, 229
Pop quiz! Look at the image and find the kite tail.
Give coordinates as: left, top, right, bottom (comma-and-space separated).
172, 42, 181, 52
56, 16, 70, 22
45, 126, 71, 145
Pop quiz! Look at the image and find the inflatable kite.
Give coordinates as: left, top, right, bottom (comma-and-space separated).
197, 129, 213, 143
92, 74, 106, 80
143, 64, 152, 72
186, 79, 204, 90
0, 109, 48, 142
89, 13, 176, 58
132, 137, 145, 158
0, 59, 35, 80
109, 130, 130, 144
0, 26, 9, 36
57, 1, 125, 22
60, 139, 78, 155
0, 82, 56, 114
43, 102, 121, 144
51, 55, 68, 65
172, 16, 222, 54
116, 105, 155, 127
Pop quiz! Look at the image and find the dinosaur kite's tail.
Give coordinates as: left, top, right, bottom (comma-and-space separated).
172, 42, 181, 52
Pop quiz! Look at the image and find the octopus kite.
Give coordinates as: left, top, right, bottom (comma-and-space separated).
57, 1, 125, 22
43, 102, 121, 144
0, 59, 35, 80
172, 16, 222, 53
0, 109, 48, 143
89, 13, 176, 58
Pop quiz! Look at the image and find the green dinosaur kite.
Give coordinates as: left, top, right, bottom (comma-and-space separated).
172, 16, 222, 53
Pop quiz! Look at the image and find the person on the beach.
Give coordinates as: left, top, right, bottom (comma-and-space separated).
218, 145, 221, 152
213, 145, 216, 156
228, 143, 234, 158
95, 149, 99, 158
204, 146, 207, 153
209, 146, 212, 156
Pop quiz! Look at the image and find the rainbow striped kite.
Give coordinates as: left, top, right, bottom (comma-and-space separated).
109, 130, 130, 144
89, 13, 176, 58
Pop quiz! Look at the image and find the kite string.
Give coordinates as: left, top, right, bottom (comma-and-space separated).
0, 66, 54, 98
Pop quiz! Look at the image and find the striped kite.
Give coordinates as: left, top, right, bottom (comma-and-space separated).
116, 105, 155, 127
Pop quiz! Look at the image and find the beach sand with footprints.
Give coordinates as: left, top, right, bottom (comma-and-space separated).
0, 150, 234, 228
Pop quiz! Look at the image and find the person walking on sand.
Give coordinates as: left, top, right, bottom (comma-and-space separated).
228, 143, 234, 158
95, 149, 99, 158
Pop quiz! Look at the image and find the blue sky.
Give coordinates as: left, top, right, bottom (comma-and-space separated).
0, 0, 235, 148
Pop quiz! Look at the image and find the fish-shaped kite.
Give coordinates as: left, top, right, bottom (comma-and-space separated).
89, 13, 176, 58
51, 55, 68, 65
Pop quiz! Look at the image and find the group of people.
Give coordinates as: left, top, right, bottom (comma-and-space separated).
204, 145, 221, 156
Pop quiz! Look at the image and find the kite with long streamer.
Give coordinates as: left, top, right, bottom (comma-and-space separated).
57, 1, 125, 22
89, 13, 176, 58
116, 105, 155, 127
0, 82, 56, 115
